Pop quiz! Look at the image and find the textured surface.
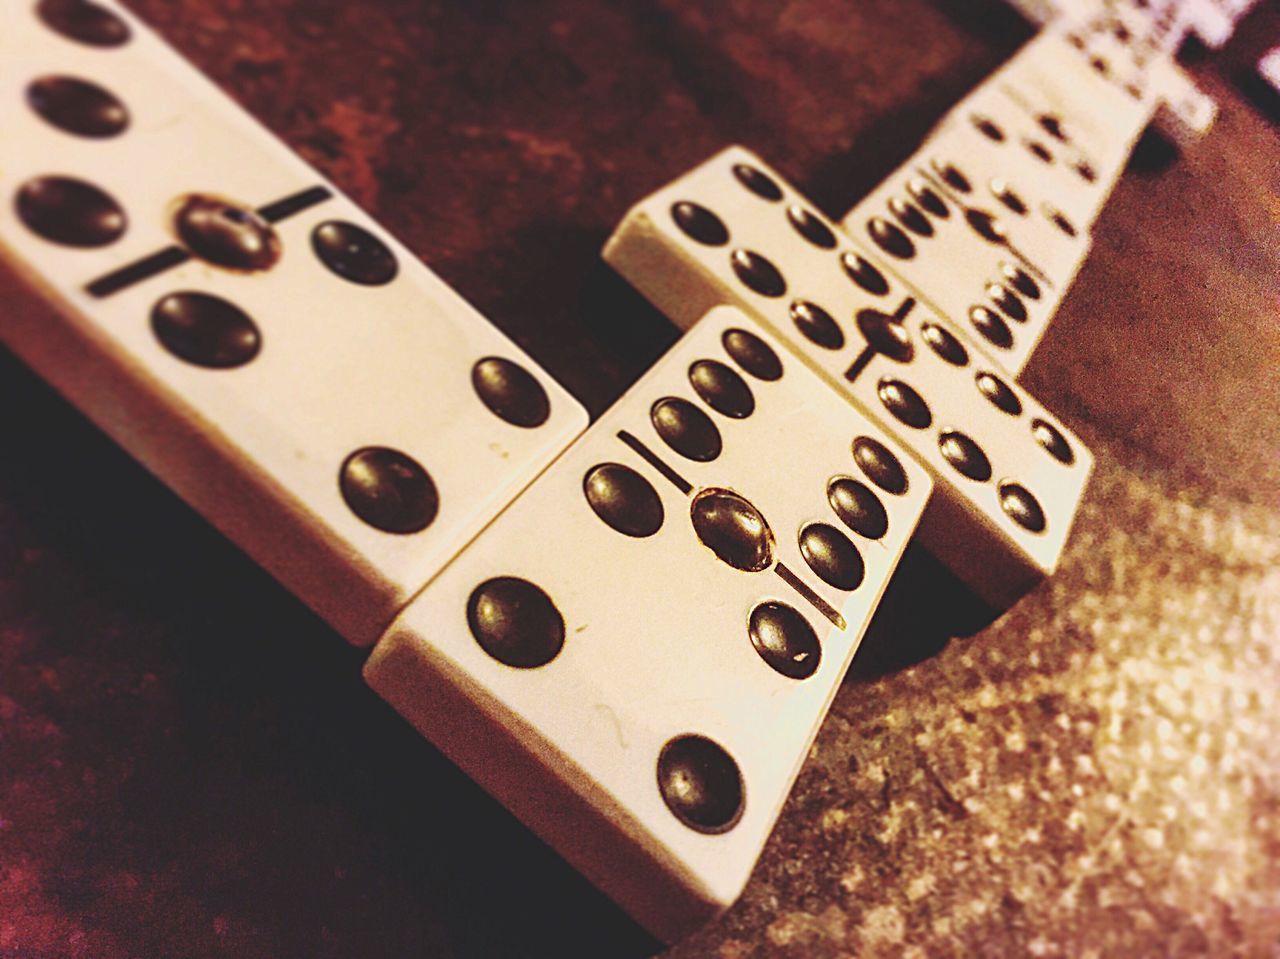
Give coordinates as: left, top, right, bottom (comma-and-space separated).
2, 0, 1279, 956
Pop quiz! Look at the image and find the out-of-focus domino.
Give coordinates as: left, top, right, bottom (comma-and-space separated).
0, 0, 586, 645
923, 95, 1112, 248
1053, 16, 1218, 144
366, 305, 931, 941
1149, 58, 1219, 143
985, 30, 1158, 197
991, 0, 1214, 142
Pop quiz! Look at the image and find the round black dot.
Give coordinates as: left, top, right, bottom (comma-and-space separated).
908, 178, 949, 218
853, 436, 908, 495
671, 201, 729, 246
939, 430, 993, 481
799, 523, 864, 592
877, 378, 932, 429
173, 195, 280, 272
1045, 206, 1078, 237
731, 163, 783, 201
1032, 418, 1075, 465
730, 249, 786, 298
889, 198, 934, 237
689, 359, 755, 418
1038, 113, 1069, 142
657, 734, 744, 833
867, 217, 915, 259
151, 292, 261, 369
1000, 482, 1047, 533
922, 322, 969, 366
748, 601, 821, 679
723, 328, 782, 381
786, 205, 836, 249
1025, 138, 1055, 164
988, 283, 1028, 323
26, 75, 129, 138
840, 252, 890, 295
1001, 262, 1041, 299
827, 477, 889, 540
965, 208, 1006, 245
36, 0, 130, 46
1090, 56, 1110, 76
976, 371, 1022, 416
15, 175, 125, 247
934, 161, 973, 194
991, 180, 1028, 216
969, 305, 1014, 350
973, 115, 1006, 142
856, 308, 914, 362
340, 446, 438, 534
651, 397, 722, 462
790, 300, 844, 351
312, 220, 398, 285
471, 357, 551, 428
690, 488, 774, 572
583, 463, 664, 537
467, 576, 565, 668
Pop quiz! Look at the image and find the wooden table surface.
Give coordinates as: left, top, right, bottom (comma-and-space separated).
2, 1, 1278, 956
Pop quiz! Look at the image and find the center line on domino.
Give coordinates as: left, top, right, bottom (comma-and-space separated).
85, 245, 191, 298
773, 562, 846, 630
84, 184, 334, 299
256, 185, 334, 223
843, 345, 877, 383
617, 430, 693, 494
843, 297, 917, 383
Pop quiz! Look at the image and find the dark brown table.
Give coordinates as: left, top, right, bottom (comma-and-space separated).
2, 1, 1278, 956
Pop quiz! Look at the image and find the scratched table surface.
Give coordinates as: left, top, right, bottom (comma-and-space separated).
2, 1, 1279, 956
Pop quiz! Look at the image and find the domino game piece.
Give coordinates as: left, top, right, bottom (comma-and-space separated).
1058, 18, 1157, 103
0, 0, 587, 645
3, 1, 1108, 945
366, 305, 932, 940
1050, 13, 1216, 143
1001, 17, 1214, 147
840, 139, 1091, 376
930, 87, 1119, 230
972, 32, 1159, 214
605, 146, 1094, 608
992, 42, 1155, 189
919, 102, 1105, 261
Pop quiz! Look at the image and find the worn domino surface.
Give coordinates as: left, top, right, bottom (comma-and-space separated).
366, 305, 931, 941
605, 146, 1094, 606
0, 0, 587, 645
